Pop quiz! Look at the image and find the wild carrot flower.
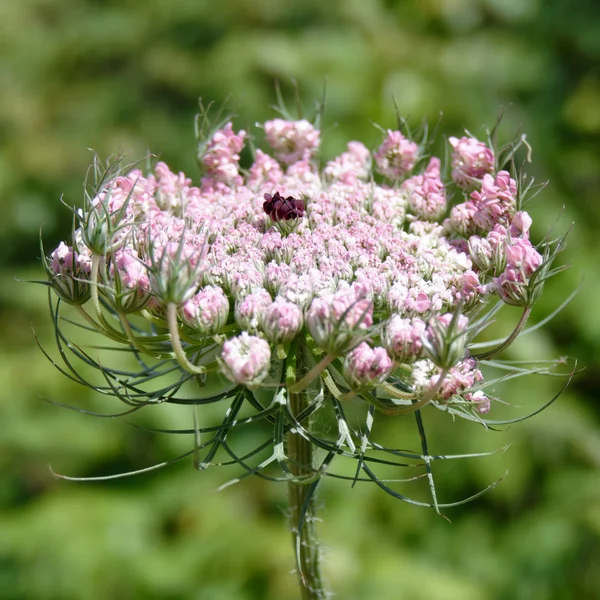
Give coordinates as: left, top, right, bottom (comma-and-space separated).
40, 102, 572, 600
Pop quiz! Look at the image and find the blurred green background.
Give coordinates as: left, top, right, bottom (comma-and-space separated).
1, 0, 599, 598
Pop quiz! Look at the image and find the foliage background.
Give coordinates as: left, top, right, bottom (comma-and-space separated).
1, 0, 599, 598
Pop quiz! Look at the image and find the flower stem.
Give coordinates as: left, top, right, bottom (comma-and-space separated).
167, 302, 206, 374
287, 342, 327, 599
288, 353, 335, 394
473, 305, 532, 361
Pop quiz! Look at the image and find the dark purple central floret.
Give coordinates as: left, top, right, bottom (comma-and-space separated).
263, 192, 305, 221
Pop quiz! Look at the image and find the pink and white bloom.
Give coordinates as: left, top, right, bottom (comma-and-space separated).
200, 122, 246, 186
471, 171, 517, 231
465, 390, 491, 414
219, 332, 271, 388
182, 286, 230, 334
494, 238, 544, 306
435, 357, 483, 400
48, 241, 92, 305
307, 290, 373, 354
324, 141, 371, 184
374, 130, 419, 180
48, 117, 553, 408
235, 288, 273, 334
50, 241, 92, 277
261, 297, 304, 344
343, 342, 393, 390
449, 135, 495, 187
264, 119, 320, 164
382, 316, 426, 363
403, 157, 447, 221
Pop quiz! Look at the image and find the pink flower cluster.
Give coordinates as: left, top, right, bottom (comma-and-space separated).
373, 130, 419, 181
494, 237, 543, 306
449, 135, 495, 187
50, 241, 92, 277
323, 142, 370, 185
264, 119, 320, 164
382, 316, 426, 363
201, 122, 246, 187
343, 342, 393, 390
448, 171, 518, 236
182, 286, 230, 334
47, 117, 547, 416
220, 332, 271, 388
402, 157, 447, 221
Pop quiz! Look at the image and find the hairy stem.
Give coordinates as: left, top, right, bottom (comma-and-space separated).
287, 342, 327, 599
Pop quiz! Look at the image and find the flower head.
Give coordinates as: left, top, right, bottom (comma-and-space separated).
264, 119, 320, 164
182, 286, 230, 334
382, 315, 426, 363
307, 290, 373, 354
471, 171, 518, 231
374, 129, 419, 180
449, 135, 495, 187
263, 192, 305, 222
261, 297, 304, 344
219, 332, 271, 388
494, 238, 544, 306
343, 342, 393, 390
47, 241, 92, 305
39, 100, 569, 559
423, 313, 470, 369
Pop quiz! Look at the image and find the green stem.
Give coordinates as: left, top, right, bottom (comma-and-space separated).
167, 302, 206, 375
287, 342, 327, 600
472, 305, 532, 361
288, 353, 335, 394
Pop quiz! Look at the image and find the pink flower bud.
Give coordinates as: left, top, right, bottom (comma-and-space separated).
105, 247, 151, 313
423, 313, 469, 368
468, 235, 494, 271
200, 122, 246, 185
219, 332, 271, 388
449, 136, 495, 187
449, 201, 478, 237
455, 270, 483, 307
324, 141, 371, 184
382, 315, 426, 363
343, 342, 393, 390
113, 248, 148, 290
494, 240, 543, 307
510, 211, 532, 239
234, 288, 272, 333
246, 149, 283, 190
261, 297, 303, 344
465, 390, 491, 414
471, 171, 517, 231
307, 291, 373, 354
506, 239, 542, 274
48, 241, 92, 305
374, 130, 419, 180
264, 119, 320, 165
181, 286, 230, 334
435, 357, 483, 400
50, 241, 91, 277
148, 239, 202, 304
403, 158, 447, 221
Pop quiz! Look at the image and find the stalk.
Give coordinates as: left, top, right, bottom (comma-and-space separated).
473, 305, 532, 361
287, 341, 327, 599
